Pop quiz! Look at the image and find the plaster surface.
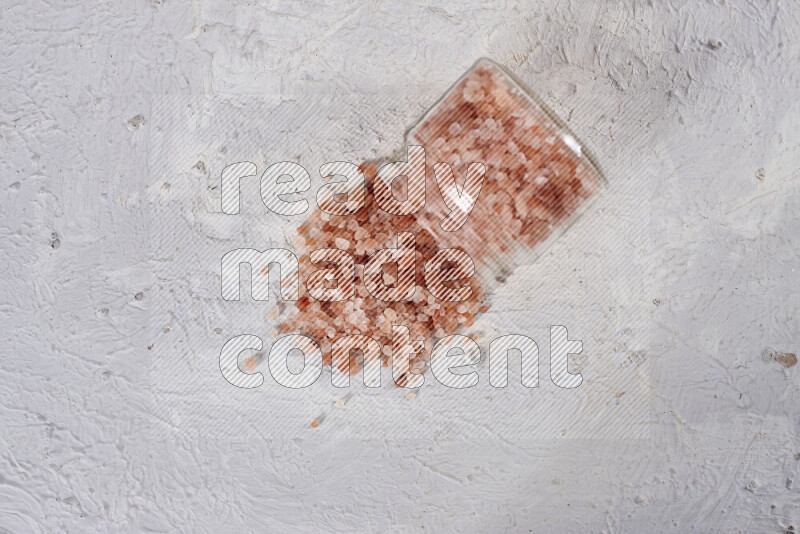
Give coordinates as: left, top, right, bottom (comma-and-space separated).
0, 1, 798, 532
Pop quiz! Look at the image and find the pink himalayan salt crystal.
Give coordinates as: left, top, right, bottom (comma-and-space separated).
280, 59, 603, 385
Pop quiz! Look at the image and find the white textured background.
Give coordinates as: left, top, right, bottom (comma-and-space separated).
1, 1, 799, 532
